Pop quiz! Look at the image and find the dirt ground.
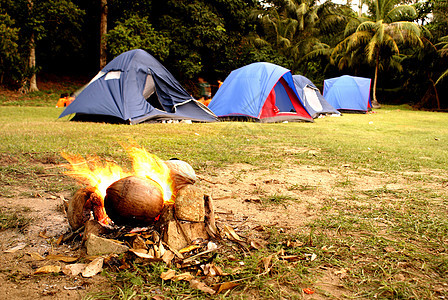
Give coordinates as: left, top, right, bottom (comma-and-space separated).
0, 154, 434, 299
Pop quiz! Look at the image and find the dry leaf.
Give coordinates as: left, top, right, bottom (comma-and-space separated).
179, 244, 200, 254
39, 229, 49, 239
280, 255, 302, 262
82, 257, 103, 277
27, 252, 45, 261
34, 265, 61, 274
160, 269, 176, 280
4, 243, 26, 253
250, 239, 264, 250
154, 244, 160, 258
129, 249, 154, 259
203, 264, 216, 276
132, 236, 147, 250
62, 263, 87, 276
56, 235, 64, 245
161, 250, 174, 265
262, 255, 273, 272
384, 246, 396, 253
46, 254, 78, 262
215, 282, 239, 294
190, 279, 216, 295
159, 242, 166, 257
212, 264, 225, 276
334, 268, 347, 278
223, 224, 243, 242
173, 272, 194, 282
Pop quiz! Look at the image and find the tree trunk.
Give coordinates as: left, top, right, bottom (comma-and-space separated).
358, 0, 363, 17
24, 0, 38, 93
371, 53, 381, 108
429, 76, 440, 110
99, 0, 108, 69
28, 33, 39, 92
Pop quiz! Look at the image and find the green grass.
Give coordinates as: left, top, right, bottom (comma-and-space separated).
1, 99, 448, 299
0, 207, 32, 231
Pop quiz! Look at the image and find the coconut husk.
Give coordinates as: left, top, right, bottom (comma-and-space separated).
104, 176, 164, 225
67, 187, 97, 230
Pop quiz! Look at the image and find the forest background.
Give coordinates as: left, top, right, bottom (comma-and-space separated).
0, 0, 447, 109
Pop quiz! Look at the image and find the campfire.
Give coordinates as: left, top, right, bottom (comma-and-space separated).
54, 145, 270, 295
62, 144, 218, 252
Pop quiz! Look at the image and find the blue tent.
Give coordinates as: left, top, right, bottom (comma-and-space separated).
323, 75, 372, 113
59, 49, 217, 124
292, 75, 340, 118
208, 62, 313, 123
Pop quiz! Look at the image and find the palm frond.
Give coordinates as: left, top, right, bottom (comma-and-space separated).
435, 69, 448, 85
356, 20, 377, 32
384, 5, 417, 23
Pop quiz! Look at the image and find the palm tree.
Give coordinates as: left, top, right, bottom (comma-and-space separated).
332, 0, 424, 108
435, 35, 448, 85
248, 0, 336, 73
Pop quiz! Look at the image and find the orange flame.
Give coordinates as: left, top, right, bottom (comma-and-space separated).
61, 145, 175, 203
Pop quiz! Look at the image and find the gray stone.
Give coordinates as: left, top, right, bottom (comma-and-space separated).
85, 233, 129, 256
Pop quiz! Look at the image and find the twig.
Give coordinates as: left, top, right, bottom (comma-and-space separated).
196, 175, 216, 184
182, 247, 221, 264
59, 225, 85, 244
174, 215, 192, 245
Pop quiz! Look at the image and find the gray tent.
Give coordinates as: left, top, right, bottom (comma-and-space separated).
293, 75, 340, 118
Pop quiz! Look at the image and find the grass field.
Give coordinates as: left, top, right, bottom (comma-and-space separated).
0, 89, 447, 299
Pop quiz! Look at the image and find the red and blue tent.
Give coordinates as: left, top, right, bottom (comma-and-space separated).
208, 62, 313, 123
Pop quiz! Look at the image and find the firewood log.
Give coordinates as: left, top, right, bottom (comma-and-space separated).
104, 176, 164, 225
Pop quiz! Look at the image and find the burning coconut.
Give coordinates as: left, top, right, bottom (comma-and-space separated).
63, 145, 217, 251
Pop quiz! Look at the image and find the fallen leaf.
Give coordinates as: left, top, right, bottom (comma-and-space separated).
4, 243, 26, 253
129, 248, 154, 259
132, 236, 147, 250
159, 242, 166, 257
179, 244, 200, 254
27, 252, 45, 261
173, 272, 194, 281
56, 235, 64, 245
161, 250, 174, 265
334, 268, 347, 277
62, 263, 87, 276
222, 224, 243, 242
279, 255, 302, 262
384, 246, 396, 253
261, 255, 273, 273
250, 239, 264, 250
160, 269, 176, 280
34, 265, 61, 274
303, 288, 315, 295
39, 229, 49, 239
46, 254, 78, 262
82, 257, 103, 277
215, 282, 239, 294
203, 264, 216, 276
212, 264, 225, 276
190, 279, 216, 295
